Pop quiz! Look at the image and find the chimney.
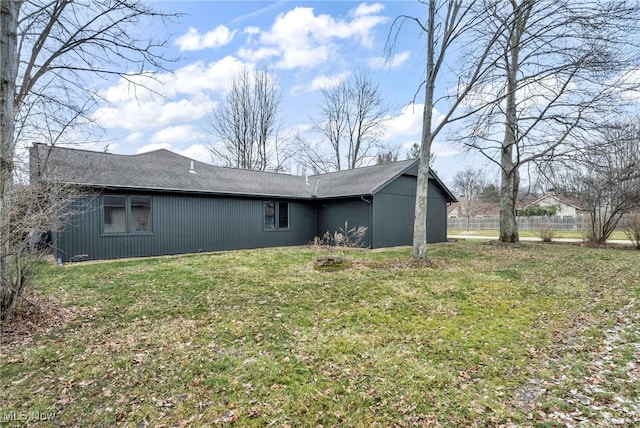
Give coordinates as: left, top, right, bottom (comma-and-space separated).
189, 160, 196, 174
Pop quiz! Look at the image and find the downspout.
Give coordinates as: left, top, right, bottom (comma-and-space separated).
312, 178, 320, 239
361, 196, 372, 249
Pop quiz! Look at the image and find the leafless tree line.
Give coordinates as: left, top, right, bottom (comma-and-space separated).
386, 0, 639, 257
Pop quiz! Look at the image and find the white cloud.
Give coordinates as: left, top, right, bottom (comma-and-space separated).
177, 144, 213, 164
93, 56, 244, 133
290, 71, 351, 96
385, 104, 424, 139
310, 72, 351, 91
369, 51, 410, 69
174, 26, 236, 51
351, 2, 385, 17
618, 67, 640, 102
431, 140, 463, 157
239, 3, 387, 70
150, 125, 205, 145
136, 142, 172, 154
172, 57, 245, 95
94, 93, 215, 132
100, 72, 165, 104
383, 103, 448, 143
236, 46, 280, 63
157, 96, 214, 124
126, 132, 144, 143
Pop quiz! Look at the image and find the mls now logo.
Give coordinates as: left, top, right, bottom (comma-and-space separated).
3, 411, 57, 422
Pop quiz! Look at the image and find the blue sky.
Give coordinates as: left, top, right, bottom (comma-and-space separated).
90, 1, 484, 184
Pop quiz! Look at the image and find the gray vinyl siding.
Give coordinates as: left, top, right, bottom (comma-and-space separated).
372, 175, 449, 248
54, 172, 451, 262
55, 192, 316, 262
424, 181, 449, 243
315, 198, 371, 247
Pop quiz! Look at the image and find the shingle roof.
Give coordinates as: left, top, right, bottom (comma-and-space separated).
309, 159, 418, 198
31, 144, 455, 201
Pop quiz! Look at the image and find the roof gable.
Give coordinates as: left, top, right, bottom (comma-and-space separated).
309, 159, 418, 198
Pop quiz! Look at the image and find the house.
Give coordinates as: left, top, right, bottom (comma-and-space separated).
517, 193, 586, 217
447, 197, 501, 218
30, 144, 457, 262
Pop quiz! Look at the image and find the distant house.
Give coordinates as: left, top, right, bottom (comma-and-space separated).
517, 193, 586, 217
447, 197, 501, 218
30, 144, 456, 262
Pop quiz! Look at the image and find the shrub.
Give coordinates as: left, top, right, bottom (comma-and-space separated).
520, 204, 559, 216
624, 212, 640, 250
310, 222, 368, 248
538, 223, 556, 242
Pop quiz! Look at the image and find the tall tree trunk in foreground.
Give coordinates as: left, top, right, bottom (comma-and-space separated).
412, 0, 437, 259
462, 0, 639, 243
498, 4, 525, 243
0, 0, 21, 321
388, 0, 499, 258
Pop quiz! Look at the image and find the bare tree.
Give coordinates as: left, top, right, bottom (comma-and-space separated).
299, 72, 391, 172
547, 119, 640, 244
452, 167, 487, 231
376, 150, 398, 165
207, 64, 287, 171
387, 0, 500, 259
1, 0, 176, 322
459, 0, 640, 243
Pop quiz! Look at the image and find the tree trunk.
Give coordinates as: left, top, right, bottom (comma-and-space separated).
0, 0, 21, 321
498, 2, 524, 244
412, 0, 436, 259
499, 164, 520, 243
413, 150, 431, 258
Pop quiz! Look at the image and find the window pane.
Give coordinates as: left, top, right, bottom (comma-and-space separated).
278, 202, 289, 228
130, 196, 151, 232
264, 202, 276, 229
104, 195, 126, 233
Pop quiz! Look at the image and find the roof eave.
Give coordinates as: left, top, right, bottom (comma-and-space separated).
46, 180, 314, 200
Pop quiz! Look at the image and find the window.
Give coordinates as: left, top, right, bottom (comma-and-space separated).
104, 195, 126, 233
103, 195, 151, 234
264, 201, 289, 229
130, 196, 151, 232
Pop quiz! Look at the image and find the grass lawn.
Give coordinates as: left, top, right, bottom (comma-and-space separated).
448, 229, 631, 241
1, 242, 639, 426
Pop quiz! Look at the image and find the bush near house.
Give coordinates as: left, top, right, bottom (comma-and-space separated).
519, 203, 559, 216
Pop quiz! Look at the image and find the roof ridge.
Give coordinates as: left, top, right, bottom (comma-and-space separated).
40, 144, 306, 178
310, 158, 417, 178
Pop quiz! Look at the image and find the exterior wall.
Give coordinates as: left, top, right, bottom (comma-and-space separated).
315, 198, 371, 247
54, 176, 452, 262
372, 175, 449, 248
55, 191, 316, 262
